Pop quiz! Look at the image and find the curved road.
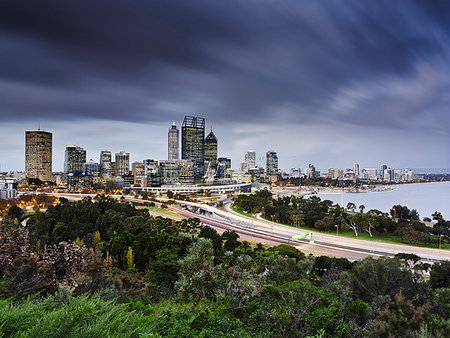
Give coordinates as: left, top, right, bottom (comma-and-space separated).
48, 193, 449, 262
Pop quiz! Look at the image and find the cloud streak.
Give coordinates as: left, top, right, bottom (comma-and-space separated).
0, 0, 449, 170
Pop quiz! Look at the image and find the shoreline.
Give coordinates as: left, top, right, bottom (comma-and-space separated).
273, 181, 450, 197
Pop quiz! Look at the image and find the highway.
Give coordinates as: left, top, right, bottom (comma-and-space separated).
48, 192, 449, 262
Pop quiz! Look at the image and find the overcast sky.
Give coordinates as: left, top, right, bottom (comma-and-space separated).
1, 0, 449, 172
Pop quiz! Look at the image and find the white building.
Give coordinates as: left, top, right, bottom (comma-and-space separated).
0, 178, 18, 200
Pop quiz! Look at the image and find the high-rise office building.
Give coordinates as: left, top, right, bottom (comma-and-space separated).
168, 121, 179, 160
85, 159, 100, 176
181, 115, 205, 183
266, 151, 278, 175
204, 130, 218, 169
305, 163, 317, 179
100, 151, 112, 180
241, 150, 256, 172
216, 157, 231, 178
132, 162, 146, 187
25, 130, 52, 182
245, 151, 256, 169
115, 152, 130, 176
64, 145, 86, 174
159, 160, 194, 185
144, 159, 160, 187
354, 163, 360, 178
380, 164, 387, 179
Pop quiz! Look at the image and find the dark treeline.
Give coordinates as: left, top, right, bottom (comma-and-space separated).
0, 196, 449, 337
234, 190, 450, 246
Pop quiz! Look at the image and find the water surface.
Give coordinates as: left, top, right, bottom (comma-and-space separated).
315, 181, 450, 219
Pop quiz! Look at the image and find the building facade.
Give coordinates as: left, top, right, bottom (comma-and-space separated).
168, 121, 179, 160
100, 150, 112, 180
0, 178, 18, 199
25, 130, 52, 182
132, 162, 146, 187
266, 151, 278, 176
181, 116, 205, 183
159, 159, 194, 185
115, 152, 130, 176
64, 145, 86, 174
204, 130, 218, 170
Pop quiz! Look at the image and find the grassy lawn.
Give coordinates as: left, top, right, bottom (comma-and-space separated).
232, 205, 256, 218
137, 206, 187, 219
257, 214, 450, 250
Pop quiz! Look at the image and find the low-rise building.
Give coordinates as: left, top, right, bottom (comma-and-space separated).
0, 178, 18, 199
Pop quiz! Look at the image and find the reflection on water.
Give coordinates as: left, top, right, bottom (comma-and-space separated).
314, 181, 450, 219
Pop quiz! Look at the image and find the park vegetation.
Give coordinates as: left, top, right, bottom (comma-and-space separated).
0, 195, 449, 337
234, 190, 450, 247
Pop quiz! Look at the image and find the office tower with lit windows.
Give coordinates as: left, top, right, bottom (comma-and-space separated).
204, 130, 218, 169
266, 151, 278, 175
115, 152, 130, 176
85, 159, 100, 176
64, 145, 86, 174
168, 121, 179, 160
25, 130, 52, 182
132, 162, 146, 187
181, 115, 205, 183
100, 150, 112, 180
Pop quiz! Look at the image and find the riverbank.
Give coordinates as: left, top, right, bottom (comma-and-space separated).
314, 181, 450, 219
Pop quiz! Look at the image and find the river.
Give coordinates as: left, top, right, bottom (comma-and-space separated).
314, 181, 450, 219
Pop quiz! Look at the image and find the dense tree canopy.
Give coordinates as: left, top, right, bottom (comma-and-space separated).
0, 195, 449, 337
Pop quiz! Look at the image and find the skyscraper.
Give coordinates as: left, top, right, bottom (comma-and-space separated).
100, 150, 112, 180
182, 115, 205, 183
241, 150, 256, 172
115, 152, 130, 176
266, 151, 278, 175
354, 163, 360, 178
168, 121, 179, 160
25, 130, 52, 182
204, 130, 218, 169
245, 151, 256, 169
85, 159, 100, 176
64, 145, 86, 174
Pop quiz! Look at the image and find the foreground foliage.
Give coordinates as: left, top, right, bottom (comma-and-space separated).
0, 196, 449, 337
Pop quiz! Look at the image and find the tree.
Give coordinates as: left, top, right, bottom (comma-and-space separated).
366, 291, 430, 338
199, 226, 222, 254
359, 204, 365, 214
268, 244, 306, 260
343, 214, 360, 237
175, 238, 216, 298
339, 257, 423, 304
313, 216, 334, 232
346, 202, 356, 213
360, 214, 378, 237
6, 205, 23, 223
222, 230, 240, 251
430, 261, 450, 289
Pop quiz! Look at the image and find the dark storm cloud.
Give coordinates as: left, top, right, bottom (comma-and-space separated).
0, 0, 449, 132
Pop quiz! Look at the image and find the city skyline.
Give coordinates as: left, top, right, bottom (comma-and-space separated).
2, 123, 447, 175
1, 1, 450, 172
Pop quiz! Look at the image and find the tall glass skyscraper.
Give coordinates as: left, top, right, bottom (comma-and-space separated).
204, 130, 218, 169
115, 152, 130, 176
25, 130, 52, 182
65, 145, 86, 174
100, 150, 112, 180
266, 150, 278, 175
168, 121, 179, 160
182, 116, 205, 183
